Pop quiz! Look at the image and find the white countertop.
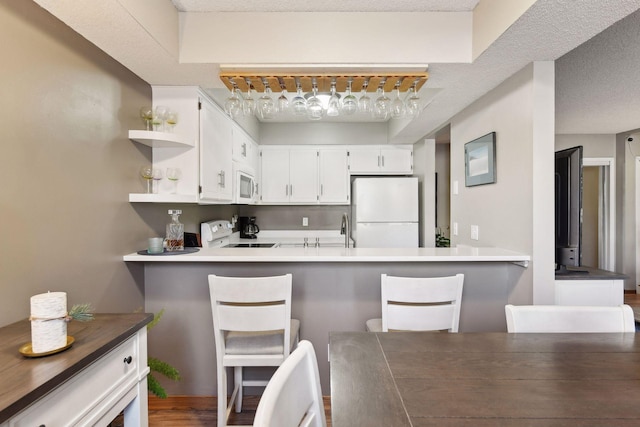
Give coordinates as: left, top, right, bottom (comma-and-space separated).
123, 245, 530, 264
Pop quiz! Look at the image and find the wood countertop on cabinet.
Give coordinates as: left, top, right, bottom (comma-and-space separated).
0, 313, 153, 422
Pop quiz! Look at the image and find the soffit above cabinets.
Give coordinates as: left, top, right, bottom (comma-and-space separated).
219, 72, 429, 93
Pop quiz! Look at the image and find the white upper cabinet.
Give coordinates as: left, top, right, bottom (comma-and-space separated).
289, 150, 319, 203
348, 145, 413, 174
128, 86, 235, 204
128, 86, 202, 203
260, 147, 318, 204
199, 96, 233, 203
319, 148, 349, 204
232, 126, 258, 172
260, 148, 290, 203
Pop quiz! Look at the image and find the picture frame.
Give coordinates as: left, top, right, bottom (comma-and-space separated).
464, 132, 496, 187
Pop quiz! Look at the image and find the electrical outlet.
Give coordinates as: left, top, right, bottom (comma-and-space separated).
302, 217, 309, 227
471, 225, 479, 240
453, 222, 458, 236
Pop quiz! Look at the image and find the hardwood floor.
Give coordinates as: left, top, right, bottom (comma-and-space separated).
143, 292, 640, 426
624, 291, 640, 307
147, 395, 332, 426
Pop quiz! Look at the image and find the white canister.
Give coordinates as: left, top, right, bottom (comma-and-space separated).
30, 291, 67, 353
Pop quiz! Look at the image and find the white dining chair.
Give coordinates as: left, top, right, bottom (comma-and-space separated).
209, 274, 300, 427
253, 340, 326, 427
366, 273, 464, 332
505, 304, 636, 333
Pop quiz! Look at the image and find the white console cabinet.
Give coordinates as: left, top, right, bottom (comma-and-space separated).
0, 314, 152, 427
554, 268, 625, 306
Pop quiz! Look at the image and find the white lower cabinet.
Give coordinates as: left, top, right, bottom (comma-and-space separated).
7, 328, 148, 427
555, 279, 624, 306
348, 146, 413, 174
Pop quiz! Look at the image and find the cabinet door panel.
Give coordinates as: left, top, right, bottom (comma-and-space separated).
260, 149, 290, 203
232, 127, 249, 163
289, 150, 319, 203
200, 99, 233, 202
349, 148, 381, 173
319, 149, 349, 204
381, 148, 412, 173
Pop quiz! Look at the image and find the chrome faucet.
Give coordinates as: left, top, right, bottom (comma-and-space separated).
340, 212, 350, 248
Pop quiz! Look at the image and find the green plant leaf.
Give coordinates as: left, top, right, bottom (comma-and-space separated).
149, 356, 181, 381
68, 303, 94, 322
147, 373, 167, 399
147, 308, 165, 330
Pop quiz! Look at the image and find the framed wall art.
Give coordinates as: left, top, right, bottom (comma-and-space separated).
464, 132, 496, 187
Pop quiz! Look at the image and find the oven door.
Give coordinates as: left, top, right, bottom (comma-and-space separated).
235, 170, 256, 204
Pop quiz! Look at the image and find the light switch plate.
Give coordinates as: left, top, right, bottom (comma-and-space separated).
453, 222, 458, 236
453, 180, 459, 195
302, 217, 309, 227
471, 225, 479, 240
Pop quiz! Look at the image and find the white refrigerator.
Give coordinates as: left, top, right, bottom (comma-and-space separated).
351, 177, 419, 248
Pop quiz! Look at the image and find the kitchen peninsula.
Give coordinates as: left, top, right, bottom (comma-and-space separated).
124, 245, 529, 396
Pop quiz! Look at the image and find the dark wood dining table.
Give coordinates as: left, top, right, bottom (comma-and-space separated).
329, 331, 640, 426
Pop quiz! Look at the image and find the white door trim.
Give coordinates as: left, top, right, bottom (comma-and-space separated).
636, 157, 640, 292
583, 157, 615, 271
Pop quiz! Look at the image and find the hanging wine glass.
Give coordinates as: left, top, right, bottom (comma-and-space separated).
277, 87, 290, 114
243, 81, 256, 116
341, 80, 358, 115
405, 85, 421, 118
224, 86, 242, 119
373, 86, 391, 120
291, 82, 307, 116
358, 81, 372, 114
257, 83, 276, 120
327, 81, 340, 117
306, 84, 324, 121
390, 83, 406, 119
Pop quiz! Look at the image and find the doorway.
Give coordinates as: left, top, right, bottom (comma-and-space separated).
582, 158, 615, 271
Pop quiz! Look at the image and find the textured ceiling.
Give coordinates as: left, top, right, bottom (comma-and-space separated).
33, 0, 640, 140
555, 7, 640, 135
170, 0, 480, 12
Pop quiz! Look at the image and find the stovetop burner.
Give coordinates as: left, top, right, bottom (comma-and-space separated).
226, 243, 277, 248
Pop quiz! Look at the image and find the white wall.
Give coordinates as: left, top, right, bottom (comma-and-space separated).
450, 62, 555, 304
556, 134, 616, 157
259, 122, 388, 145
179, 12, 472, 64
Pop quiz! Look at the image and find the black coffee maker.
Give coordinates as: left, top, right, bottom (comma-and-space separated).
239, 216, 260, 239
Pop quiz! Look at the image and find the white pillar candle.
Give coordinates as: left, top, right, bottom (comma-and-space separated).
30, 291, 67, 353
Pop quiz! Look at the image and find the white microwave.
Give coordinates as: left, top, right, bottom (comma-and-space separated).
234, 167, 257, 204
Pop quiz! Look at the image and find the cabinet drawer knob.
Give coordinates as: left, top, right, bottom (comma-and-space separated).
124, 356, 133, 364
